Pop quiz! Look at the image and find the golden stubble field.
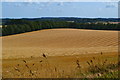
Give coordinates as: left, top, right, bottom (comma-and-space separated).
1, 29, 119, 78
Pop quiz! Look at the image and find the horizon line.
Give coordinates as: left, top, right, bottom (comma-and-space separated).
0, 17, 119, 19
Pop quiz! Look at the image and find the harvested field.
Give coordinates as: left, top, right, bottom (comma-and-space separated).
2, 29, 118, 59
1, 29, 119, 78
2, 52, 118, 78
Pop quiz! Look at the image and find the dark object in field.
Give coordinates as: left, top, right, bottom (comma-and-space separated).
93, 57, 95, 60
90, 60, 93, 63
118, 61, 120, 65
30, 70, 34, 76
87, 61, 90, 65
97, 73, 101, 76
55, 67, 57, 72
40, 60, 43, 62
76, 60, 81, 68
42, 53, 47, 59
22, 60, 27, 63
25, 64, 29, 69
17, 64, 19, 66
14, 67, 20, 72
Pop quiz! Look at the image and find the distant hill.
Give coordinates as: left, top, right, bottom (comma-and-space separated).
1, 17, 120, 36
2, 17, 120, 25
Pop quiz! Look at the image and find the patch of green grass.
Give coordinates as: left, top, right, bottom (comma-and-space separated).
97, 70, 119, 78
75, 52, 119, 78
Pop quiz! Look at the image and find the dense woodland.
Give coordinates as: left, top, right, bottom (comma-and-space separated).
1, 19, 120, 36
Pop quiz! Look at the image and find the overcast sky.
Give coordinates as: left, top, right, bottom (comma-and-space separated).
2, 2, 118, 18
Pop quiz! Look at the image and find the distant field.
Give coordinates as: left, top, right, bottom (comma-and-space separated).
2, 29, 118, 59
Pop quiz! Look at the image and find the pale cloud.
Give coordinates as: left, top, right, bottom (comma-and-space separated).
105, 2, 118, 8
106, 5, 116, 8
14, 3, 22, 7
57, 2, 63, 6
2, 0, 120, 2
8, 2, 65, 10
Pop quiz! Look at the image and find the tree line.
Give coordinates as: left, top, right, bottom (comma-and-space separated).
2, 19, 120, 36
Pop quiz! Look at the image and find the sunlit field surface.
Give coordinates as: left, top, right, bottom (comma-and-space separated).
2, 29, 118, 78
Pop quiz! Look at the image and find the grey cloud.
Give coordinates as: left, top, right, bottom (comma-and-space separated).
106, 5, 116, 8
105, 2, 117, 8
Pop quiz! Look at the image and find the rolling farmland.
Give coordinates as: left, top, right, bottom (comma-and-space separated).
2, 29, 118, 78
2, 29, 118, 59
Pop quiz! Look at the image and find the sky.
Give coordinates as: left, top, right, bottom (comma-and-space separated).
2, 2, 118, 18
